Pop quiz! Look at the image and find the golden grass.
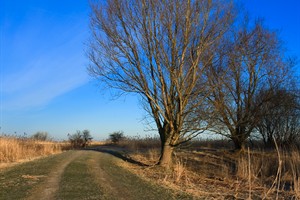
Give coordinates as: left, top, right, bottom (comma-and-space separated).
117, 135, 161, 151
0, 136, 70, 163
115, 138, 300, 199
89, 141, 106, 146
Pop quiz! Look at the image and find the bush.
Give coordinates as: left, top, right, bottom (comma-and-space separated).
31, 131, 49, 141
82, 129, 93, 146
68, 130, 93, 148
109, 131, 124, 144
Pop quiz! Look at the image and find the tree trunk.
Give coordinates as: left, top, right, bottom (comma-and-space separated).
158, 144, 174, 169
233, 137, 245, 152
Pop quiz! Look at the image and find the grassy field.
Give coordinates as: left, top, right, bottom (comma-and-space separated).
115, 137, 300, 199
0, 136, 69, 163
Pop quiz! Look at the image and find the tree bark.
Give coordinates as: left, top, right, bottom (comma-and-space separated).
158, 144, 174, 169
232, 137, 246, 152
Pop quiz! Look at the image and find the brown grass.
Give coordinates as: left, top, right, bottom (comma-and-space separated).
89, 141, 106, 146
0, 136, 70, 163
114, 137, 300, 199
117, 135, 161, 151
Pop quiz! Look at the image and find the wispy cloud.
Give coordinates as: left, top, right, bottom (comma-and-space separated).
2, 55, 88, 110
1, 5, 90, 111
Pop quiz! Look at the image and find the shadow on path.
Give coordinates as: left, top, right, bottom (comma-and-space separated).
86, 145, 149, 167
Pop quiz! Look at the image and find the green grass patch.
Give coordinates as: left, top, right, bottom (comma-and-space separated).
95, 152, 192, 200
56, 153, 103, 200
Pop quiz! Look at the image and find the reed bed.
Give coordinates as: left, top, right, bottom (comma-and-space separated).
0, 136, 70, 163
115, 136, 300, 199
117, 135, 161, 151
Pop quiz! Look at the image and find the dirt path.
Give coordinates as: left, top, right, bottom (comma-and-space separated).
86, 152, 144, 200
86, 154, 119, 199
0, 148, 192, 200
26, 151, 82, 200
83, 150, 191, 200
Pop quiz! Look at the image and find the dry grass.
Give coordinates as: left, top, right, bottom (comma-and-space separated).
115, 137, 300, 199
117, 135, 161, 152
0, 136, 70, 163
89, 141, 106, 146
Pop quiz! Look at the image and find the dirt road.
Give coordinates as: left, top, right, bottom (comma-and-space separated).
0, 148, 192, 200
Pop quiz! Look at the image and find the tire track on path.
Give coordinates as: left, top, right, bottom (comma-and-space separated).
26, 151, 82, 200
87, 152, 124, 200
87, 150, 191, 200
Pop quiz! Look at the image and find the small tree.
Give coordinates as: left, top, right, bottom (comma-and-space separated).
68, 131, 83, 148
31, 131, 49, 141
82, 129, 93, 147
109, 131, 124, 144
68, 130, 93, 148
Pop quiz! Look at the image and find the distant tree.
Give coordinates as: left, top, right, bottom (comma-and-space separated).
205, 20, 295, 151
88, 0, 235, 168
256, 88, 300, 148
31, 131, 49, 141
109, 131, 124, 144
82, 129, 93, 147
68, 131, 83, 148
68, 130, 93, 148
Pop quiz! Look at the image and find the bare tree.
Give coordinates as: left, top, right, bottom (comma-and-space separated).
109, 131, 124, 144
256, 88, 300, 148
88, 0, 235, 167
68, 130, 93, 148
82, 129, 93, 147
205, 20, 293, 150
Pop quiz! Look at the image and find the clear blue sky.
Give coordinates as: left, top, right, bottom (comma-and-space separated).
0, 0, 299, 140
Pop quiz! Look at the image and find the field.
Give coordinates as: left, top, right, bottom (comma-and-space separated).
0, 136, 69, 164
116, 137, 300, 199
1, 136, 300, 199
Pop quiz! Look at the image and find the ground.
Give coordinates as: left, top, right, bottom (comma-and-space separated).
0, 147, 192, 200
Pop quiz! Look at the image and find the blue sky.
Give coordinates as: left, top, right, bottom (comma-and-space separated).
0, 0, 299, 140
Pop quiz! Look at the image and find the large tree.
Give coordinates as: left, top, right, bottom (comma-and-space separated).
205, 20, 293, 150
88, 0, 234, 167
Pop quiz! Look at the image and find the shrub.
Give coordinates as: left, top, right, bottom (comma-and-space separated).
31, 131, 49, 141
109, 131, 124, 144
82, 129, 93, 147
68, 130, 93, 149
